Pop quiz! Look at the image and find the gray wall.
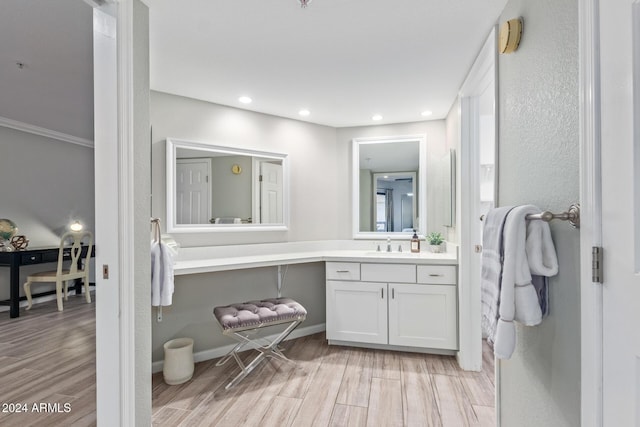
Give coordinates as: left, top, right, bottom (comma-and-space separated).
151, 90, 343, 247
0, 126, 95, 300
150, 93, 449, 362
152, 91, 450, 246
497, 0, 580, 425
150, 92, 341, 362
152, 262, 326, 362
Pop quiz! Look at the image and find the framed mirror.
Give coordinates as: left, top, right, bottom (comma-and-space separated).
353, 135, 426, 239
166, 138, 289, 232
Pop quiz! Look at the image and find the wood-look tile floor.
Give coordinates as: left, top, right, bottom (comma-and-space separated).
152, 334, 496, 427
0, 294, 96, 427
0, 296, 495, 427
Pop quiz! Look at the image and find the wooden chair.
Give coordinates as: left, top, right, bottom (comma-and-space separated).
24, 231, 93, 311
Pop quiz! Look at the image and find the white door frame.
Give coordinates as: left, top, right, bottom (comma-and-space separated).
458, 27, 497, 373
92, 5, 121, 424
92, 1, 141, 425
578, 0, 604, 426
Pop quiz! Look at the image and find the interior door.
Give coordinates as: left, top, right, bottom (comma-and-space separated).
599, 0, 640, 424
260, 161, 283, 223
176, 158, 210, 224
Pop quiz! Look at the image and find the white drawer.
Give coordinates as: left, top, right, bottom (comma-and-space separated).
416, 265, 457, 285
326, 262, 361, 281
361, 263, 416, 283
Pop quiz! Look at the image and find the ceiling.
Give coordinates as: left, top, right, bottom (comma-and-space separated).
0, 0, 94, 140
148, 0, 507, 127
0, 0, 507, 141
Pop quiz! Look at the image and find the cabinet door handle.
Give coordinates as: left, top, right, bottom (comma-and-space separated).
392, 288, 395, 299
429, 273, 443, 277
381, 288, 384, 299
336, 270, 350, 273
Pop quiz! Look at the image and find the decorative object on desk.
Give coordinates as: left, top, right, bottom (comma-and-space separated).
10, 235, 29, 250
0, 218, 18, 252
426, 231, 444, 253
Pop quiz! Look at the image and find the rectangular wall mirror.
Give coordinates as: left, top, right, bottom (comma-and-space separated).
353, 135, 426, 239
166, 138, 289, 232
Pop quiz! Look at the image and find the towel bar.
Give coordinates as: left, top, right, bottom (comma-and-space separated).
480, 203, 580, 228
526, 203, 580, 228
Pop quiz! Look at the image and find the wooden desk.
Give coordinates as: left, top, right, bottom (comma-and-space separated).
0, 246, 94, 318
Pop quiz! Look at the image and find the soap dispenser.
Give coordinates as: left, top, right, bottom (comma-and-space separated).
410, 230, 420, 253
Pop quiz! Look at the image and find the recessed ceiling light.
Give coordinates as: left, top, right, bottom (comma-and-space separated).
421, 110, 433, 117
299, 109, 310, 117
372, 114, 383, 121
238, 96, 252, 104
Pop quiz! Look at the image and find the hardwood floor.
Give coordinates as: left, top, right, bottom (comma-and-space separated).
0, 294, 96, 427
0, 296, 496, 426
152, 334, 496, 427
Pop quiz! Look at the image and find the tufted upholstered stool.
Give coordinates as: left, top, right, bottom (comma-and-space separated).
213, 297, 307, 389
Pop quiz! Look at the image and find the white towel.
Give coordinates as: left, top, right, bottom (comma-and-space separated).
480, 206, 514, 345
151, 241, 175, 307
526, 218, 559, 277
494, 205, 549, 359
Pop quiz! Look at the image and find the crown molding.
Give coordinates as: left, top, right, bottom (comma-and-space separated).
0, 116, 94, 148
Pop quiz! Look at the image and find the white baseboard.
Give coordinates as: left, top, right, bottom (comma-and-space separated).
152, 323, 326, 374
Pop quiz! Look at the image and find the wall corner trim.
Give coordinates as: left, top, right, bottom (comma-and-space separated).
0, 116, 94, 148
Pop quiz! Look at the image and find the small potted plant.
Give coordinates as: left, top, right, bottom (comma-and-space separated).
426, 232, 445, 253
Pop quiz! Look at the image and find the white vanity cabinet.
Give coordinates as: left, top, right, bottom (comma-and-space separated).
326, 261, 458, 352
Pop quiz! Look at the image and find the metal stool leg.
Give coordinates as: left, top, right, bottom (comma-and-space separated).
221, 319, 303, 389
216, 339, 250, 367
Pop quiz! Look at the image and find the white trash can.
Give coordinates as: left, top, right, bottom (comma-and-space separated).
163, 337, 194, 385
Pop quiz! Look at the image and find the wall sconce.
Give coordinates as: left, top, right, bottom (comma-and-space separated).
70, 221, 84, 232
499, 17, 523, 54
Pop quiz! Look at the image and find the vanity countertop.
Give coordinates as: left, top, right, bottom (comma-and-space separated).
173, 241, 457, 276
